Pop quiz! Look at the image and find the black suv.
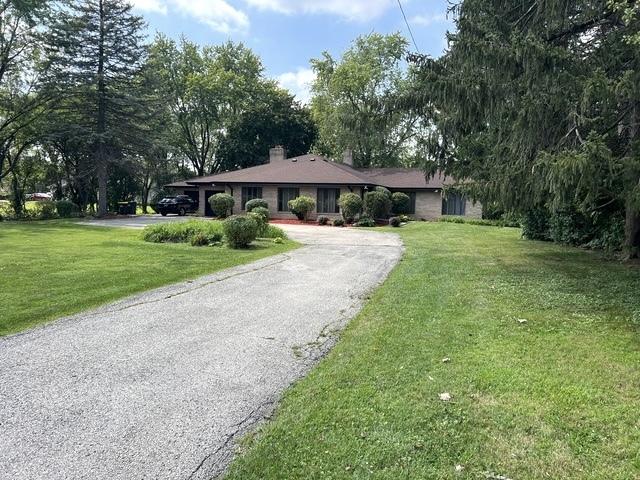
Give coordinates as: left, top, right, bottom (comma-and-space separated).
156, 195, 197, 216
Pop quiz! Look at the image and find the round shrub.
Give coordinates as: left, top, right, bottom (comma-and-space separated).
288, 195, 315, 221
355, 215, 376, 227
333, 218, 345, 227
363, 190, 391, 219
208, 193, 234, 218
317, 215, 329, 225
248, 210, 268, 237
391, 192, 411, 215
56, 200, 78, 218
223, 215, 258, 248
375, 186, 392, 199
389, 216, 401, 227
37, 201, 57, 220
245, 198, 268, 212
250, 206, 270, 221
338, 193, 362, 223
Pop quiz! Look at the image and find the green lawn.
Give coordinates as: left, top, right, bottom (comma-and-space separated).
0, 220, 296, 336
226, 222, 640, 480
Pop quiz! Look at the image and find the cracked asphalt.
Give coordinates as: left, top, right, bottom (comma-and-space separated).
0, 222, 403, 480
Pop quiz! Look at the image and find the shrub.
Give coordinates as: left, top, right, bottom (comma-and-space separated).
521, 207, 551, 240
389, 216, 401, 227
317, 215, 329, 225
251, 206, 270, 221
223, 215, 258, 248
208, 193, 234, 218
399, 214, 411, 223
37, 201, 57, 220
262, 224, 287, 239
190, 232, 210, 246
273, 237, 283, 244
338, 193, 362, 222
56, 200, 78, 218
375, 186, 392, 199
439, 216, 519, 227
0, 200, 14, 221
245, 198, 268, 212
288, 195, 315, 221
333, 218, 345, 227
363, 190, 391, 219
142, 219, 223, 244
355, 215, 376, 227
391, 192, 411, 215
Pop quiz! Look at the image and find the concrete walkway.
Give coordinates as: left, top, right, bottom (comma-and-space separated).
0, 222, 402, 480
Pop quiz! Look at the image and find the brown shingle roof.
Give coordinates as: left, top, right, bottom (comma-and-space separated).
166, 155, 450, 190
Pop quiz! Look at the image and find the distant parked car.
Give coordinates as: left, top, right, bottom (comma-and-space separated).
156, 195, 197, 216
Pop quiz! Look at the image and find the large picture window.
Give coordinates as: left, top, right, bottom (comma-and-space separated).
241, 186, 262, 210
441, 193, 466, 216
317, 188, 340, 214
278, 187, 299, 212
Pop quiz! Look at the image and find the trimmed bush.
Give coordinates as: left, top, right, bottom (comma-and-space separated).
317, 215, 329, 225
251, 206, 270, 221
56, 200, 78, 218
190, 232, 210, 246
142, 219, 223, 244
248, 207, 270, 237
37, 201, 57, 220
389, 216, 401, 227
223, 215, 258, 248
333, 218, 345, 227
375, 186, 392, 198
245, 198, 268, 212
288, 195, 315, 221
208, 193, 234, 218
363, 190, 391, 219
391, 192, 411, 215
355, 215, 376, 227
521, 207, 551, 240
262, 224, 287, 239
338, 193, 362, 223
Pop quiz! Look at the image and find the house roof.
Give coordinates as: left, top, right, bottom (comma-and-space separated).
166, 154, 449, 190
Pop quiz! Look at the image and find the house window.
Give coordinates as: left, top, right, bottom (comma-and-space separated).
278, 187, 300, 212
317, 188, 340, 214
241, 186, 262, 210
442, 193, 466, 216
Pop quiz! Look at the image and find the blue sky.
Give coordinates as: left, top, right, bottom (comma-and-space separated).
131, 0, 454, 102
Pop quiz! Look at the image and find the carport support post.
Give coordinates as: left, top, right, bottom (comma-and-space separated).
198, 188, 206, 216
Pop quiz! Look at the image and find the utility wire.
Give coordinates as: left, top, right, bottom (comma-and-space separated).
396, 0, 419, 52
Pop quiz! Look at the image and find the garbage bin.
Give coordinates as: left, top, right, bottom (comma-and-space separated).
128, 201, 137, 215
117, 201, 137, 215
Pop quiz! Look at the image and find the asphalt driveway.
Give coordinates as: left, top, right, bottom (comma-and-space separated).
0, 222, 402, 479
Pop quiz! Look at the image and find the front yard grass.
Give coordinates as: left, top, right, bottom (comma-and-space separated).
226, 222, 640, 479
0, 220, 297, 336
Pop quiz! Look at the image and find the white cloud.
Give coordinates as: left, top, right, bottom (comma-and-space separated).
277, 68, 315, 104
410, 12, 449, 26
130, 0, 167, 14
245, 0, 394, 21
131, 0, 249, 33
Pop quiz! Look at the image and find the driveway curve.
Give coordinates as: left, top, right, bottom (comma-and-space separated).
0, 223, 402, 480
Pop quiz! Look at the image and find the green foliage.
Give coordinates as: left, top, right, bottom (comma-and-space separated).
190, 232, 210, 247
310, 33, 420, 167
209, 193, 234, 218
223, 215, 258, 248
338, 193, 362, 223
317, 215, 329, 225
388, 216, 401, 227
142, 220, 224, 244
398, 214, 412, 223
36, 201, 57, 220
55, 200, 78, 218
439, 216, 518, 228
262, 224, 287, 239
248, 207, 269, 237
521, 208, 552, 241
355, 215, 375, 227
288, 195, 315, 221
391, 192, 411, 215
272, 236, 283, 244
245, 198, 268, 212
363, 190, 391, 219
332, 218, 344, 227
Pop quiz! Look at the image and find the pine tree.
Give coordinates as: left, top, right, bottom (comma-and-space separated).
45, 0, 148, 216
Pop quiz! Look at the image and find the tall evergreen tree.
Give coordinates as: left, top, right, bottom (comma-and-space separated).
45, 0, 148, 216
412, 1, 640, 257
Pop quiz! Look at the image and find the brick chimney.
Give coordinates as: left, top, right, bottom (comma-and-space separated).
269, 145, 286, 163
342, 148, 353, 166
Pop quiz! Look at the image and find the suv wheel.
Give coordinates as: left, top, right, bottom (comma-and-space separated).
178, 207, 186, 216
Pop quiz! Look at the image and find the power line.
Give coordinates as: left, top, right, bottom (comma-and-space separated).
396, 0, 419, 52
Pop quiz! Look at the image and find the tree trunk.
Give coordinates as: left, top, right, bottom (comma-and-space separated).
95, 0, 108, 217
10, 170, 23, 217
